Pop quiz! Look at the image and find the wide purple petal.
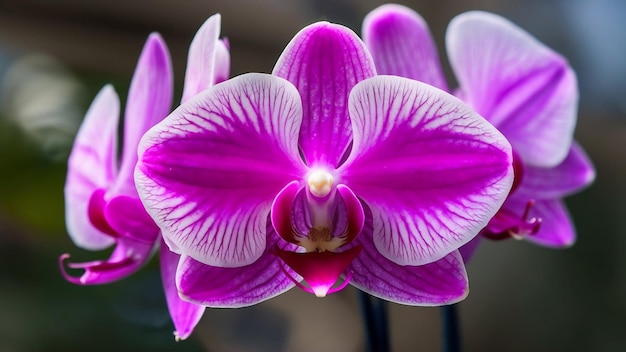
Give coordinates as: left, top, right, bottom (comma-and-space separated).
64, 85, 119, 250
446, 11, 577, 167
504, 196, 576, 247
176, 226, 298, 308
349, 204, 468, 305
112, 33, 173, 197
160, 241, 205, 341
273, 21, 376, 168
362, 4, 448, 91
516, 142, 595, 199
136, 73, 306, 266
181, 14, 222, 103
340, 75, 513, 265
59, 237, 156, 285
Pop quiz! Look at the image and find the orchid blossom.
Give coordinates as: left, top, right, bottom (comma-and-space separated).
60, 14, 230, 340
363, 6, 595, 258
135, 21, 513, 307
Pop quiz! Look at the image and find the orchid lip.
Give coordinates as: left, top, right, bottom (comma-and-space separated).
483, 199, 542, 241
272, 246, 362, 297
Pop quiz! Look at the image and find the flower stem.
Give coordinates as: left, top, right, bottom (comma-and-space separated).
358, 291, 390, 352
441, 304, 462, 352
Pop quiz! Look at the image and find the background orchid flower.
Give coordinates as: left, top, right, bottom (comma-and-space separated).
363, 5, 595, 256
60, 14, 230, 340
136, 21, 514, 307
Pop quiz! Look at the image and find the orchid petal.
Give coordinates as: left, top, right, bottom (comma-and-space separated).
273, 22, 376, 168
59, 237, 156, 285
65, 85, 119, 250
104, 195, 160, 244
176, 226, 298, 308
181, 14, 221, 103
136, 73, 306, 266
349, 206, 468, 305
214, 39, 231, 85
506, 197, 576, 247
341, 75, 513, 265
159, 240, 205, 341
112, 33, 173, 197
363, 4, 448, 91
516, 142, 595, 199
446, 11, 577, 167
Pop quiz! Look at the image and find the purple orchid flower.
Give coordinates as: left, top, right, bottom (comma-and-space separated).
363, 5, 595, 257
135, 21, 514, 307
60, 14, 230, 340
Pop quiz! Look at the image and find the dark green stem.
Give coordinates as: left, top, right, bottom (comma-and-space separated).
441, 304, 462, 352
358, 291, 390, 352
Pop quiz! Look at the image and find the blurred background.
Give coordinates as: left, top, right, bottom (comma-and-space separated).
0, 0, 623, 351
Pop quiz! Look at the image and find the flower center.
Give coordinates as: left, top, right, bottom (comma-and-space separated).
270, 181, 365, 297
307, 169, 334, 198
482, 200, 542, 241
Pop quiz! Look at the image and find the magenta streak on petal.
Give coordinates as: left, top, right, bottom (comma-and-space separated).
271, 181, 301, 245
87, 189, 118, 238
341, 75, 513, 266
273, 22, 376, 168
273, 246, 362, 297
136, 73, 305, 267
59, 236, 156, 285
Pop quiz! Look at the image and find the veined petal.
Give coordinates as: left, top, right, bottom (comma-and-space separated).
59, 237, 156, 285
113, 33, 173, 197
516, 142, 595, 199
362, 4, 448, 91
505, 197, 576, 247
177, 227, 298, 308
136, 73, 306, 267
340, 75, 513, 265
160, 241, 205, 341
446, 11, 577, 167
273, 21, 376, 168
349, 207, 468, 305
65, 85, 119, 250
181, 14, 222, 103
